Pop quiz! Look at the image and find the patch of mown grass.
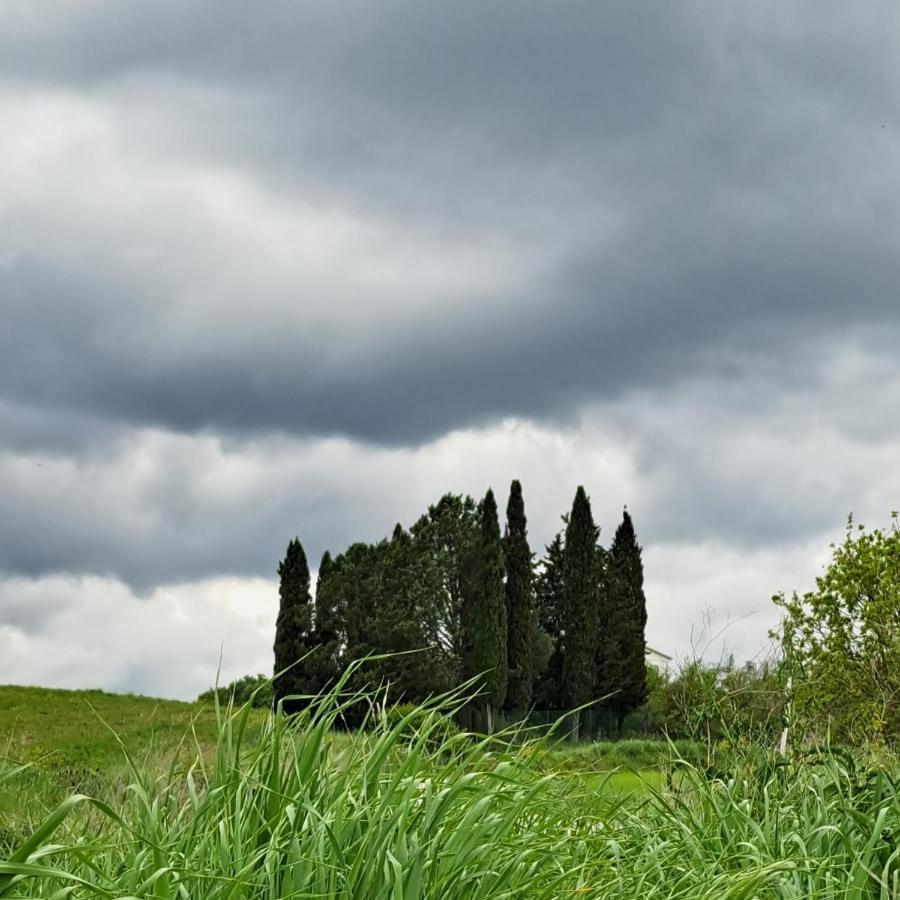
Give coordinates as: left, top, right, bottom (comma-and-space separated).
536, 736, 704, 772
579, 767, 664, 798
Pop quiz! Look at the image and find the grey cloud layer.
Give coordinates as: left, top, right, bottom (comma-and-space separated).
2, 1, 899, 443
3, 378, 899, 592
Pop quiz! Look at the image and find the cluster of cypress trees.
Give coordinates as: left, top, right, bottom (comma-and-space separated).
273, 481, 648, 732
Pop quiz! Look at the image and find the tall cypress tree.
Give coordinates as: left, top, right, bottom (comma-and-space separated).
560, 487, 600, 739
306, 551, 341, 695
594, 541, 611, 702
534, 532, 565, 709
603, 510, 648, 728
340, 541, 383, 666
324, 540, 386, 727
504, 479, 534, 711
467, 488, 507, 730
273, 538, 313, 713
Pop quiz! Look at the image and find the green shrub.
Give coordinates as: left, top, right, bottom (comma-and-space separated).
776, 515, 900, 746
197, 673, 274, 709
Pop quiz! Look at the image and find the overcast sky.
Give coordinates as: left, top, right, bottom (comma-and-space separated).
2, 1, 899, 700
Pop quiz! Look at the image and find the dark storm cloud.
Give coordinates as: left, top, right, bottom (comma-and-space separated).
0, 431, 349, 592
2, 1, 708, 141
2, 1, 900, 445
2, 209, 897, 446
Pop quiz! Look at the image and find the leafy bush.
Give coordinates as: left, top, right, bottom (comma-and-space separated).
776, 514, 900, 747
640, 658, 784, 747
197, 673, 274, 709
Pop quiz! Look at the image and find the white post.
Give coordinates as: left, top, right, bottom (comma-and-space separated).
779, 675, 792, 756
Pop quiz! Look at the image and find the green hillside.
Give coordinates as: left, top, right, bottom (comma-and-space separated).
0, 684, 259, 835
0, 684, 222, 769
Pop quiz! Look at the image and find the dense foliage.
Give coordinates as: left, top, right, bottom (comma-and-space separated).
198, 673, 274, 709
503, 480, 534, 711
304, 551, 342, 693
410, 493, 479, 666
776, 514, 900, 747
268, 481, 650, 734
465, 489, 507, 726
272, 538, 314, 713
533, 532, 565, 709
600, 511, 648, 727
640, 659, 785, 748
561, 487, 601, 737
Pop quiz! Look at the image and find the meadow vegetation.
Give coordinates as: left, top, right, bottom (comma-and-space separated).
0, 685, 267, 849
1, 670, 899, 898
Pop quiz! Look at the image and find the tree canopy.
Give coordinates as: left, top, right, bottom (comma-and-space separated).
560, 486, 600, 723
271, 481, 650, 738
600, 510, 648, 725
776, 514, 900, 746
273, 538, 314, 713
465, 488, 507, 727
504, 480, 534, 711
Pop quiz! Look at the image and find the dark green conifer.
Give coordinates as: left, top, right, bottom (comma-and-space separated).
533, 531, 565, 708
370, 524, 454, 702
466, 488, 507, 730
560, 487, 600, 739
411, 493, 479, 670
273, 538, 313, 713
340, 541, 383, 665
603, 510, 648, 728
504, 480, 534, 711
306, 551, 341, 695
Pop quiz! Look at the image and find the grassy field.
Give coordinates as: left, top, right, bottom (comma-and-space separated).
2, 680, 899, 897
0, 683, 648, 824
0, 685, 252, 824
0, 684, 225, 767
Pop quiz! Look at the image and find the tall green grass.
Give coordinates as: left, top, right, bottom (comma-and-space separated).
1, 670, 898, 898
